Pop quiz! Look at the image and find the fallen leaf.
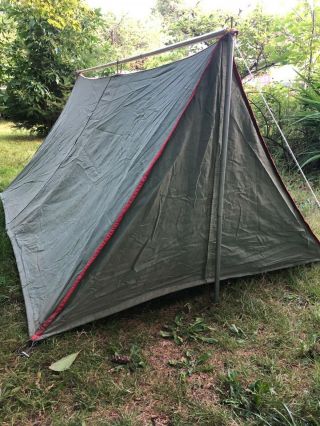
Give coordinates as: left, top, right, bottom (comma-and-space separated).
49, 351, 80, 372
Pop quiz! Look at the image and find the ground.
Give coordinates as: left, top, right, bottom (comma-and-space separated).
0, 120, 320, 425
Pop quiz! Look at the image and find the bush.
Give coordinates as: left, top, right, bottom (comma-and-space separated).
248, 77, 320, 175
1, 0, 104, 135
247, 82, 301, 169
294, 74, 320, 172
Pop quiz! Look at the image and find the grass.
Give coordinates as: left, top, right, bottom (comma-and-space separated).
0, 119, 320, 425
0, 121, 42, 192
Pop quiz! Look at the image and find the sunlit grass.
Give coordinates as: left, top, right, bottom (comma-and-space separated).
0, 121, 41, 192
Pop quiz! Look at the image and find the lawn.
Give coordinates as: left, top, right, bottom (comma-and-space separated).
0, 120, 320, 425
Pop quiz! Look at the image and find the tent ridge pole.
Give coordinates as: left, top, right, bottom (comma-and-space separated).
77, 28, 229, 75
214, 32, 235, 303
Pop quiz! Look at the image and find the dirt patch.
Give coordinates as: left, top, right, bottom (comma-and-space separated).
186, 372, 220, 407
117, 387, 175, 426
146, 339, 183, 375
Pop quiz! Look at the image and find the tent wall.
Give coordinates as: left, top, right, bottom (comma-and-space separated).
219, 72, 320, 277
1, 77, 108, 226
40, 40, 229, 338
41, 40, 320, 339
1, 40, 219, 338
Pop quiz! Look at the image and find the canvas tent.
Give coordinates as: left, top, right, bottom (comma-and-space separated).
1, 31, 319, 341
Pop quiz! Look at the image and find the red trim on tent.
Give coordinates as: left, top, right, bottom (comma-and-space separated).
233, 62, 320, 247
31, 36, 226, 341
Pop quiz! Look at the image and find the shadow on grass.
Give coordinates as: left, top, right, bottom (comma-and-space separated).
0, 121, 41, 143
54, 264, 316, 341
0, 132, 40, 143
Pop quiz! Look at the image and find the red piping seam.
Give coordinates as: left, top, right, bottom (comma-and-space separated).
233, 62, 320, 247
31, 37, 226, 341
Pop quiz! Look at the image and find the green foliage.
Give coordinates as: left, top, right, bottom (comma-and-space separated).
221, 370, 273, 414
160, 314, 217, 345
154, 1, 320, 79
0, 10, 15, 85
247, 83, 302, 168
110, 344, 146, 372
0, 0, 105, 134
0, 121, 41, 192
275, 1, 320, 77
93, 13, 162, 75
244, 69, 320, 175
248, 74, 320, 174
299, 334, 320, 361
294, 76, 320, 171
1, 0, 320, 154
220, 370, 307, 424
0, 1, 163, 134
153, 2, 288, 77
168, 350, 212, 380
244, 2, 320, 175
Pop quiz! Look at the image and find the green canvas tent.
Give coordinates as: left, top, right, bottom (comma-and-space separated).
1, 31, 319, 341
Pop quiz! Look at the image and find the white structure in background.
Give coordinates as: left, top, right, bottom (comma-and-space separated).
245, 64, 297, 87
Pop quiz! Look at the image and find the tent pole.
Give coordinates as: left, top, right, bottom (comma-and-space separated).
77, 28, 228, 75
213, 32, 235, 303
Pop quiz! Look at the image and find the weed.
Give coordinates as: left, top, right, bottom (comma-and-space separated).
160, 314, 217, 345
253, 403, 304, 425
110, 344, 146, 372
168, 350, 212, 380
298, 335, 320, 361
220, 369, 275, 415
227, 322, 246, 337
220, 370, 316, 425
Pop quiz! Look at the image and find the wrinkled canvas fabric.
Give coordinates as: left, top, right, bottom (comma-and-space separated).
1, 35, 319, 339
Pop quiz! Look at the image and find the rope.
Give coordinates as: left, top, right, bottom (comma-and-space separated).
235, 41, 320, 209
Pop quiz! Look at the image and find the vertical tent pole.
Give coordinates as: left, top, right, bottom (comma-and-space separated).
214, 32, 235, 303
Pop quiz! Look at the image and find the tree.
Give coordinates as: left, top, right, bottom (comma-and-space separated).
0, 11, 15, 85
152, 1, 283, 77
97, 13, 163, 73
153, 1, 320, 79
274, 1, 320, 79
1, 0, 105, 134
1, 0, 164, 134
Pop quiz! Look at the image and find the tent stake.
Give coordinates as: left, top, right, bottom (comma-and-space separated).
213, 33, 235, 303
77, 28, 228, 75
